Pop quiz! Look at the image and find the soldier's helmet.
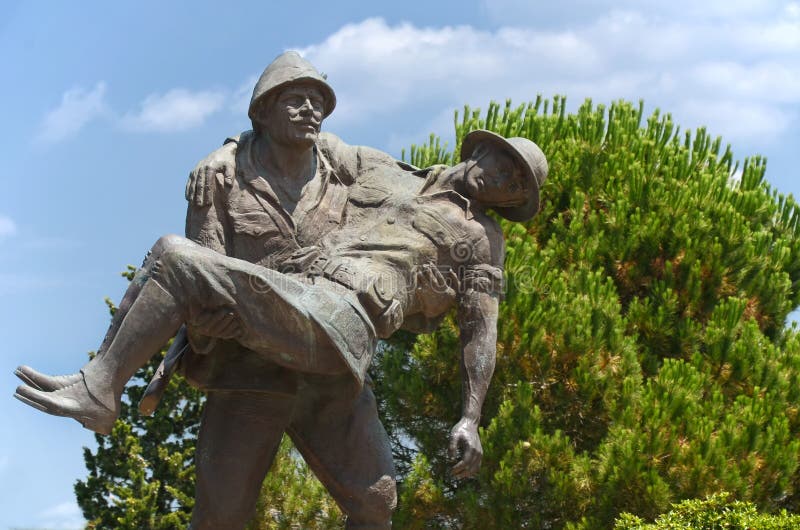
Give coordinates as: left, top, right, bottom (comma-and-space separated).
248, 51, 336, 124
460, 129, 548, 221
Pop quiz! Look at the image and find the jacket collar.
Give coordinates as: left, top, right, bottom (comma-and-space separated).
417, 165, 475, 220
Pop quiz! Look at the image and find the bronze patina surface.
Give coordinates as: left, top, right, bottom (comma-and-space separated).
14, 51, 548, 529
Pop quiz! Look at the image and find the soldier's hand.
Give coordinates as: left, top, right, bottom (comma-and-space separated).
186, 142, 236, 207
448, 418, 483, 480
415, 264, 458, 317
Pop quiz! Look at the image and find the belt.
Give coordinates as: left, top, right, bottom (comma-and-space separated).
308, 255, 403, 338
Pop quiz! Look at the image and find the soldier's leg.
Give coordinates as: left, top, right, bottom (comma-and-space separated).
14, 237, 351, 433
14, 274, 184, 433
95, 235, 191, 354
189, 390, 296, 530
153, 242, 363, 375
14, 236, 210, 433
288, 375, 397, 529
15, 234, 191, 391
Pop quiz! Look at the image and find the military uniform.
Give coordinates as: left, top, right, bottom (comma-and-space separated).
181, 130, 413, 390
161, 128, 505, 530
177, 132, 505, 391
177, 129, 409, 530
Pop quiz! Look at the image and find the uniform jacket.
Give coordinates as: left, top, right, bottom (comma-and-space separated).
180, 131, 408, 392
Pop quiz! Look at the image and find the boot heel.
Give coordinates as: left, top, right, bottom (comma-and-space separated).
78, 415, 115, 435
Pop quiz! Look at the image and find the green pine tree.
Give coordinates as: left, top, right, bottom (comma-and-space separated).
614, 492, 800, 529
246, 437, 343, 529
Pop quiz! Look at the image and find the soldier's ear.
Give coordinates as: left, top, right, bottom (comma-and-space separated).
251, 95, 277, 133
257, 94, 278, 119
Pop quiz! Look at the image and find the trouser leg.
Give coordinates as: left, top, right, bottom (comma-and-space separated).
15, 235, 190, 394
155, 241, 362, 375
288, 375, 397, 529
95, 234, 189, 357
81, 277, 183, 408
189, 390, 296, 530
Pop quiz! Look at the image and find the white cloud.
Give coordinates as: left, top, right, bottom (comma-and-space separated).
36, 82, 108, 143
482, 0, 789, 26
36, 83, 227, 142
37, 501, 85, 530
122, 88, 226, 132
35, 5, 800, 149
691, 61, 800, 103
292, 12, 799, 147
0, 215, 17, 238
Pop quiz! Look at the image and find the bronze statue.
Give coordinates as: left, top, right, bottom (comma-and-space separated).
14, 51, 547, 529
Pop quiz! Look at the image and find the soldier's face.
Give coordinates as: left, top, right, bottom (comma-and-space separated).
264, 84, 325, 148
465, 147, 529, 207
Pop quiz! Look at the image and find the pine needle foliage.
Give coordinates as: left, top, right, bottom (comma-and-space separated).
614, 492, 800, 529
381, 97, 800, 528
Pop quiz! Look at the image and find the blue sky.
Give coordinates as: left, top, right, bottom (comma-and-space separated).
1, 1, 799, 528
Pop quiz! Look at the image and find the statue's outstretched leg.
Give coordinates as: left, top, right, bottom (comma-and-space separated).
15, 235, 184, 391
14, 238, 186, 434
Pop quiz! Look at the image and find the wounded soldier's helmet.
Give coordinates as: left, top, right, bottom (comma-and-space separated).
461, 129, 548, 221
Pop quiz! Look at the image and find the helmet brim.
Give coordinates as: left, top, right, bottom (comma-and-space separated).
248, 77, 336, 123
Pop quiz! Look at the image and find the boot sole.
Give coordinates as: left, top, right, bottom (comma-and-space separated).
13, 390, 114, 435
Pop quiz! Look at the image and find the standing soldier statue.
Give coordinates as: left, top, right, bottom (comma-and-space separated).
14, 51, 547, 529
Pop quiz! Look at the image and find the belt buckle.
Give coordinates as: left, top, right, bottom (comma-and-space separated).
332, 265, 353, 286
307, 255, 328, 276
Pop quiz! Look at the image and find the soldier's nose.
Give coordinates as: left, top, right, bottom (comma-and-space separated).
298, 98, 314, 113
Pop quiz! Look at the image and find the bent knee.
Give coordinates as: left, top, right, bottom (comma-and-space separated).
157, 237, 203, 275
152, 234, 192, 256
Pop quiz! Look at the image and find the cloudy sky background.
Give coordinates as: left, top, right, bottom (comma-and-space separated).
1, 1, 799, 527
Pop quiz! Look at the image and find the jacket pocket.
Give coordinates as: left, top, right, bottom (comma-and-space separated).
348, 182, 391, 207
228, 210, 280, 237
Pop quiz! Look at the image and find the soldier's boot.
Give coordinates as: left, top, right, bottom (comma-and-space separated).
13, 368, 82, 392
15, 235, 182, 392
14, 279, 182, 435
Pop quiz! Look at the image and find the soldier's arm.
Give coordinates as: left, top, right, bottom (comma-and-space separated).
185, 143, 236, 254
183, 149, 239, 344
318, 131, 414, 184
185, 182, 228, 254
449, 220, 505, 480
449, 276, 501, 480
